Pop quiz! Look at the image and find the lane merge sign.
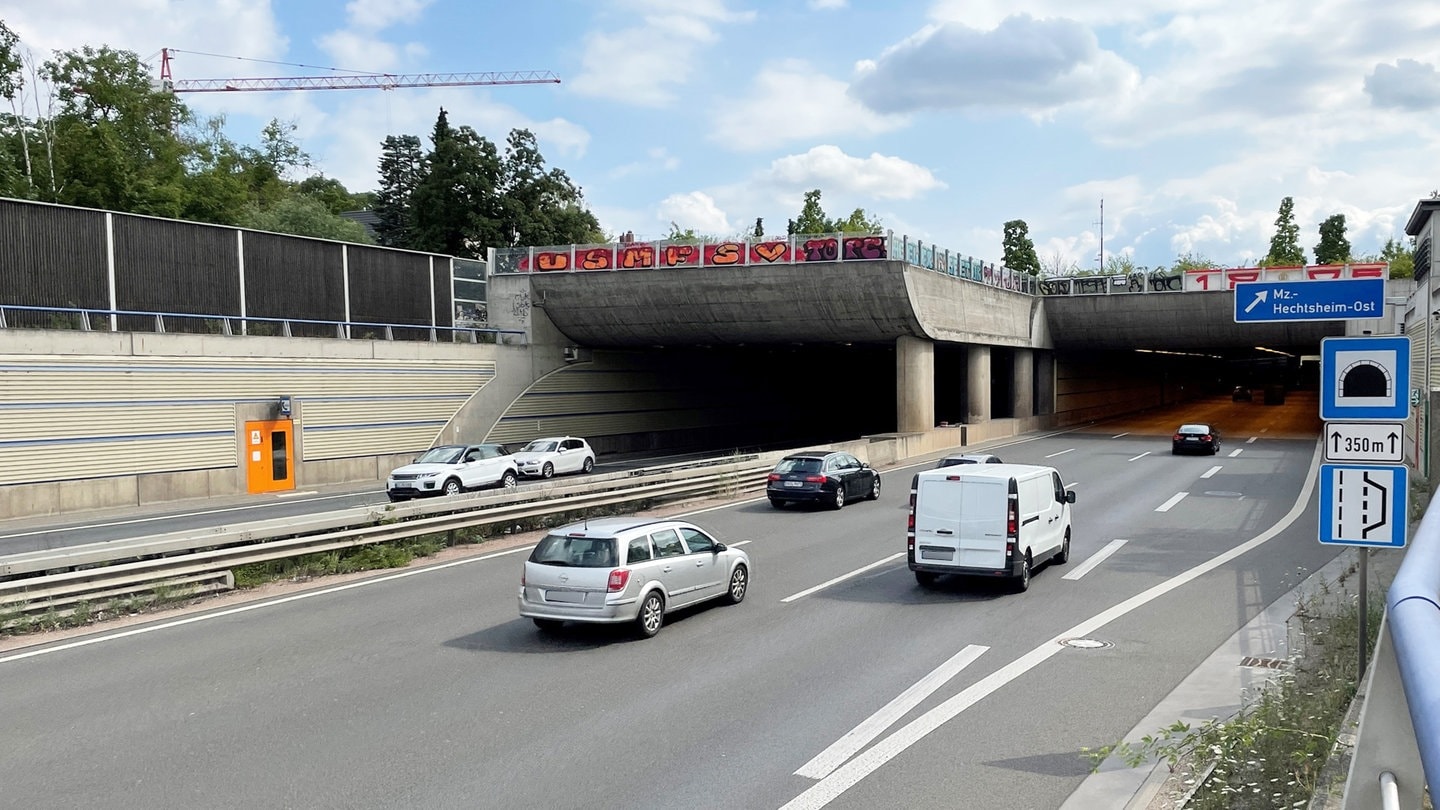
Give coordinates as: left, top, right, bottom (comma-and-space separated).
1234, 277, 1386, 323
1319, 463, 1408, 548
1323, 421, 1405, 464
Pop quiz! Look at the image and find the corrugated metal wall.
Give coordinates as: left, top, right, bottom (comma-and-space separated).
0, 355, 495, 485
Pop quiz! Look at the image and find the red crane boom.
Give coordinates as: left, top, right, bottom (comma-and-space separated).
157, 48, 560, 93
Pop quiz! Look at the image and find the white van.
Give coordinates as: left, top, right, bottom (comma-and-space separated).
907, 463, 1076, 592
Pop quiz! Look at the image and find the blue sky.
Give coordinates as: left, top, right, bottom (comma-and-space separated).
5, 0, 1440, 271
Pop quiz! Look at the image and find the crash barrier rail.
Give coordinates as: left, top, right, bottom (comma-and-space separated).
0, 304, 526, 344
0, 452, 786, 625
1342, 497, 1440, 809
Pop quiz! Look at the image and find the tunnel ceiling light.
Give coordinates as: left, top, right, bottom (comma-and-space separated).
1253, 346, 1295, 357
1135, 348, 1223, 359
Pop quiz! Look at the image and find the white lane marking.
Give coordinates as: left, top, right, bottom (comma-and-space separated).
731, 540, 753, 547
1247, 437, 1257, 444
1229, 449, 1244, 457
781, 553, 906, 604
1128, 452, 1150, 462
690, 497, 766, 514
779, 442, 1324, 810
1155, 492, 1188, 512
0, 544, 537, 665
1061, 538, 1127, 581
1045, 449, 1074, 458
275, 491, 318, 498
1201, 466, 1222, 479
1112, 432, 1130, 439
794, 645, 989, 780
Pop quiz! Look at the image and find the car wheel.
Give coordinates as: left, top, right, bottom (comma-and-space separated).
868, 475, 882, 501
500, 471, 518, 489
832, 486, 846, 510
1055, 530, 1071, 564
533, 618, 564, 632
1012, 553, 1032, 593
769, 498, 786, 509
1212, 444, 1220, 455
915, 571, 938, 588
442, 478, 463, 496
635, 591, 664, 638
724, 564, 748, 605
582, 456, 595, 474
541, 462, 554, 479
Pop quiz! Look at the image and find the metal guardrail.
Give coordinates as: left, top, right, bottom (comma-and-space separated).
0, 304, 526, 344
0, 453, 782, 623
1342, 496, 1440, 809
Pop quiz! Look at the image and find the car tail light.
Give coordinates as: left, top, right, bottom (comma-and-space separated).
520, 571, 526, 587
767, 473, 781, 481
1202, 434, 1213, 442
805, 475, 826, 483
607, 569, 630, 592
1173, 433, 1183, 442
1006, 481, 1019, 539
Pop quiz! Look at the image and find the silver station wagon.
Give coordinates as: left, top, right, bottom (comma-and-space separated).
518, 517, 750, 638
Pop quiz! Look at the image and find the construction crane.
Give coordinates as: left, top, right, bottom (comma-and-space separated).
157, 48, 560, 93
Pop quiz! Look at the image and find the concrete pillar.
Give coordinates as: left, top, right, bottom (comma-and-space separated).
896, 335, 935, 433
967, 344, 991, 423
1013, 348, 1034, 418
1036, 352, 1056, 415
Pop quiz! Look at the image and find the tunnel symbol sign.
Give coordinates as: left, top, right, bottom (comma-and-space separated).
1319, 463, 1407, 547
1320, 336, 1411, 421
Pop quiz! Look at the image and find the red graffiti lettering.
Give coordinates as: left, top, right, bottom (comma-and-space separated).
1349, 263, 1387, 278
843, 236, 887, 260
803, 238, 839, 262
579, 247, 613, 270
620, 244, 655, 269
1224, 270, 1260, 289
752, 240, 788, 263
707, 242, 743, 266
536, 252, 569, 271
663, 244, 699, 267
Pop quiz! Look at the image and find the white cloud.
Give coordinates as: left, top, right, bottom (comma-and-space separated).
568, 1, 756, 106
609, 147, 681, 179
709, 59, 909, 151
849, 15, 1138, 115
657, 191, 733, 234
344, 0, 433, 31
809, 0, 848, 9
762, 146, 945, 200
1366, 59, 1440, 111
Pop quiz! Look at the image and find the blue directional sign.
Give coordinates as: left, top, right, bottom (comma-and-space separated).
1319, 463, 1408, 548
1320, 335, 1411, 421
1234, 278, 1385, 323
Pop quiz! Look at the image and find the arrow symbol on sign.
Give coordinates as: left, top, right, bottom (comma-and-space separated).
1390, 431, 1399, 452
1244, 290, 1268, 313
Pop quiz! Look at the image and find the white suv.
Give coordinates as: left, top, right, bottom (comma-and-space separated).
518, 517, 751, 638
385, 443, 519, 502
511, 436, 596, 478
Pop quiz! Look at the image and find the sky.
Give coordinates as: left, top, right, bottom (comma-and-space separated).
3, 0, 1439, 271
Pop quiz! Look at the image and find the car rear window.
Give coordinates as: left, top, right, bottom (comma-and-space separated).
528, 535, 618, 568
1178, 425, 1210, 434
774, 458, 822, 474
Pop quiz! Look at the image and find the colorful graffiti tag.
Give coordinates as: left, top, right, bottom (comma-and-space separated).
517, 234, 889, 272
1181, 263, 1387, 292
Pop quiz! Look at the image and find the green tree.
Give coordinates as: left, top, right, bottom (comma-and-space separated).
1104, 254, 1138, 275
832, 206, 883, 233
295, 175, 369, 215
1172, 252, 1221, 272
40, 44, 192, 215
177, 115, 250, 224
498, 128, 601, 246
409, 107, 502, 258
238, 194, 374, 244
1002, 219, 1042, 276
1263, 196, 1307, 266
1314, 214, 1352, 264
788, 189, 830, 235
752, 217, 764, 238
373, 133, 424, 248
1369, 237, 1415, 279
0, 20, 20, 101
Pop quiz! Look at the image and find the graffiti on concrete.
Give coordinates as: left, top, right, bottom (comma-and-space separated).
510, 291, 531, 324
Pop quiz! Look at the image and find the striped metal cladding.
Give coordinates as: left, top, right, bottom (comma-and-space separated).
243, 231, 345, 321
113, 216, 241, 316
0, 199, 109, 309
0, 354, 495, 481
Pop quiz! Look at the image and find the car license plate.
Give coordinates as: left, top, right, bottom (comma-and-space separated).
784, 480, 804, 487
545, 590, 585, 603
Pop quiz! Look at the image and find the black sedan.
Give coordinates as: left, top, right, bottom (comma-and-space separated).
766, 451, 881, 510
1172, 423, 1221, 455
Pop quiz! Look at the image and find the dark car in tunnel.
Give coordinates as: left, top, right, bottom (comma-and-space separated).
1172, 423, 1221, 455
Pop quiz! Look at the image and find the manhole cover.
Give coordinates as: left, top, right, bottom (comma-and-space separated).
1058, 637, 1113, 650
1203, 491, 1244, 498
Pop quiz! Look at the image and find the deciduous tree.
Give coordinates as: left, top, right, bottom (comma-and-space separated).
1002, 219, 1042, 276
1314, 214, 1352, 264
238, 195, 374, 243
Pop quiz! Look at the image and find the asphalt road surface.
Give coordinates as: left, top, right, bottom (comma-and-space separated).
0, 395, 1337, 809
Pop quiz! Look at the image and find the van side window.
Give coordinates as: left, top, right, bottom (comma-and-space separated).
627, 536, 653, 563
651, 529, 685, 558
678, 528, 715, 553
1052, 472, 1066, 503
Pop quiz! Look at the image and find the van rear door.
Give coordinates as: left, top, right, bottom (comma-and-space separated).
915, 476, 1007, 570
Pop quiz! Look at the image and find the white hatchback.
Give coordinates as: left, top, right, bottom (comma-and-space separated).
518, 517, 750, 638
511, 436, 596, 479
